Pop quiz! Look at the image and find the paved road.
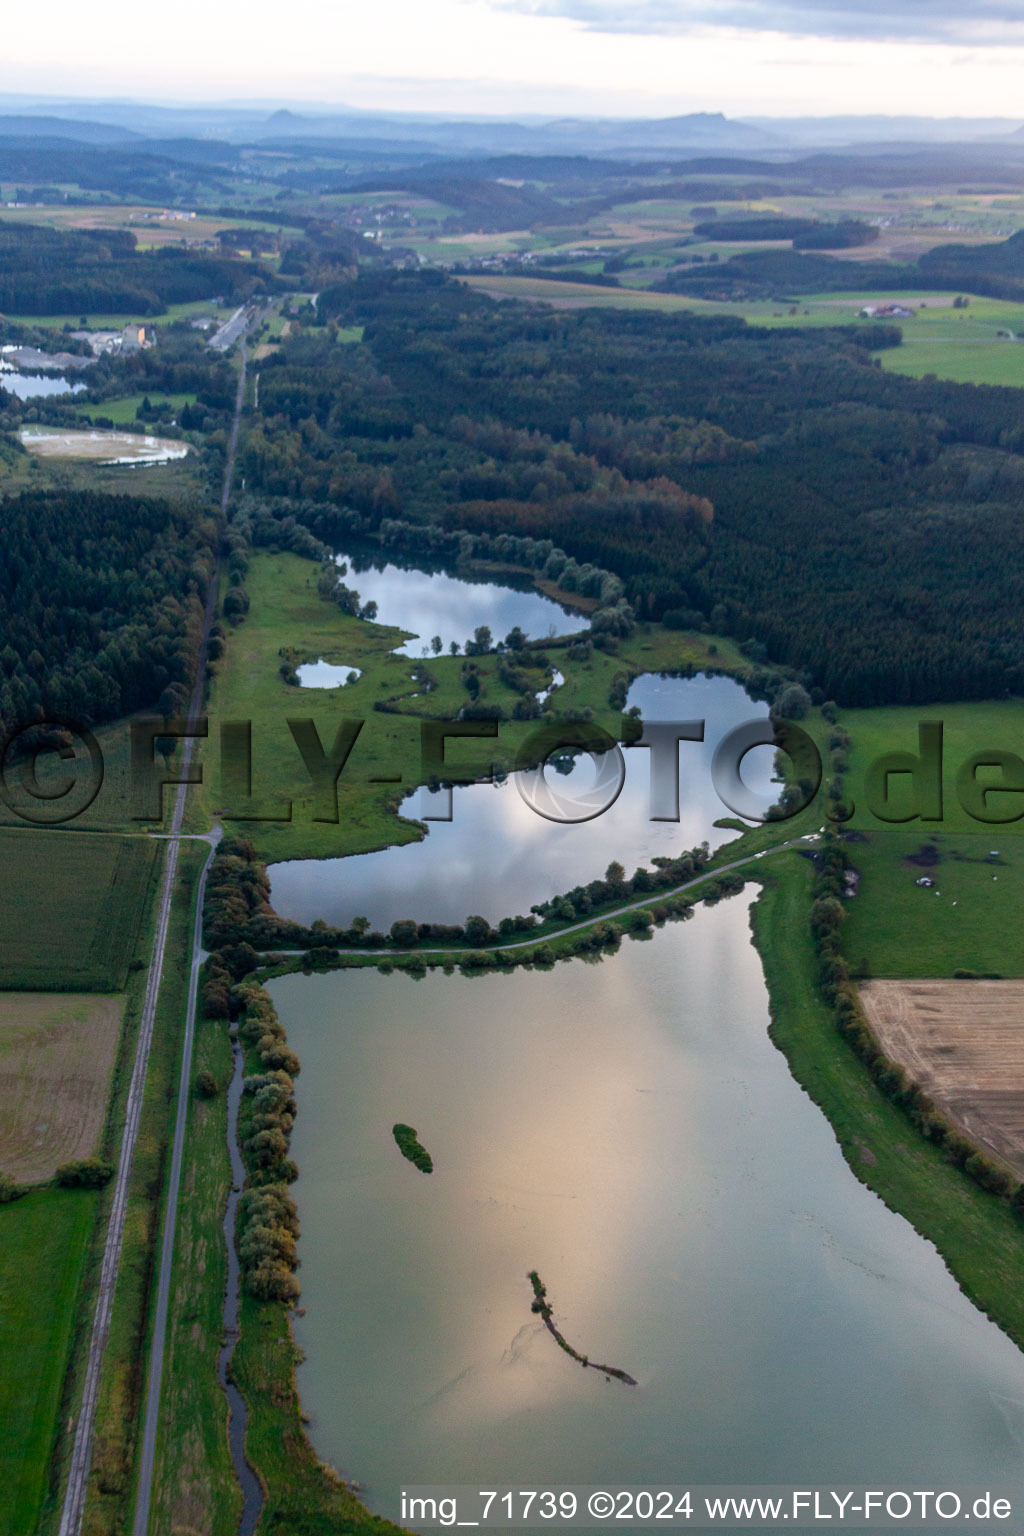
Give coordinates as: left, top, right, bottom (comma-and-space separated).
266, 834, 821, 962
58, 338, 251, 1536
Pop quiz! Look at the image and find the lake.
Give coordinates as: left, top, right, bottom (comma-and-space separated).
267, 673, 776, 930
336, 546, 584, 657
0, 372, 84, 400
272, 898, 1024, 1524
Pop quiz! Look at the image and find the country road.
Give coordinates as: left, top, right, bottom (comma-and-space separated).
58, 335, 251, 1536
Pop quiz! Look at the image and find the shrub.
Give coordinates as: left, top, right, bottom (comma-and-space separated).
202, 980, 231, 1018
245, 1259, 301, 1303
195, 1069, 219, 1098
55, 1158, 114, 1189
392, 1123, 433, 1173
389, 918, 419, 948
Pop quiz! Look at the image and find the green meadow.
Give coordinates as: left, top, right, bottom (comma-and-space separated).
0, 1190, 97, 1536
838, 699, 1024, 977
882, 337, 1024, 387
75, 392, 196, 425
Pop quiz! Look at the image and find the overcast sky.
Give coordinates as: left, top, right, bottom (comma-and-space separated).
4, 0, 1024, 118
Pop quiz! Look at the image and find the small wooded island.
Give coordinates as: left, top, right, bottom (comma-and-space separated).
392, 1123, 433, 1173
529, 1271, 637, 1386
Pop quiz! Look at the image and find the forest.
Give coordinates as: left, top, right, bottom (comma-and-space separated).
0, 221, 275, 315
243, 270, 1024, 706
656, 228, 1024, 302
0, 490, 216, 736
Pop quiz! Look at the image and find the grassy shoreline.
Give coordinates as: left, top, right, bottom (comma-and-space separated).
751, 857, 1024, 1353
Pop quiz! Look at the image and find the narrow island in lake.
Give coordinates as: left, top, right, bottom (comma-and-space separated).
528, 1271, 637, 1386
392, 1123, 433, 1173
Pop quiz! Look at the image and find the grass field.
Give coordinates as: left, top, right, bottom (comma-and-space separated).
839, 699, 1024, 978
753, 856, 1024, 1355
460, 274, 733, 313
861, 979, 1024, 1177
3, 299, 230, 330
75, 392, 196, 426
882, 337, 1024, 387
0, 829, 156, 990
0, 1189, 97, 1536
0, 993, 123, 1183
842, 832, 1024, 978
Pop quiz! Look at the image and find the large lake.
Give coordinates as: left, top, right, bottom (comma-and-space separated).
272, 899, 1024, 1525
268, 673, 776, 930
336, 546, 584, 657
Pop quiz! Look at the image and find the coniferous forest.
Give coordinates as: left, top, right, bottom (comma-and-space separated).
241, 271, 1024, 705
0, 490, 215, 733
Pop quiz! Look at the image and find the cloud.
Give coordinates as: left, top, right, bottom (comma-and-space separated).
495, 0, 1024, 45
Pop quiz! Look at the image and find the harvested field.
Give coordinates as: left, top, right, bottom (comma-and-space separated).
0, 992, 122, 1182
860, 979, 1024, 1176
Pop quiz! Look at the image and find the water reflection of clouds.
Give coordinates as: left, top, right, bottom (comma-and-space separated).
295, 659, 361, 688
279, 904, 1024, 1507
337, 549, 578, 656
3, 373, 84, 399
268, 675, 772, 929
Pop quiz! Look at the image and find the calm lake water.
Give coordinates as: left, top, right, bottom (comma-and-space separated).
296, 659, 362, 688
273, 900, 1024, 1525
337, 547, 584, 657
267, 674, 775, 930
0, 371, 84, 399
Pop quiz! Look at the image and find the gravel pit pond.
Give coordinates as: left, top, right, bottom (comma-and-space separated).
18, 426, 190, 464
267, 673, 776, 931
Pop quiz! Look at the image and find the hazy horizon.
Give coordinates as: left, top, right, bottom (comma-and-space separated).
5, 0, 1024, 121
